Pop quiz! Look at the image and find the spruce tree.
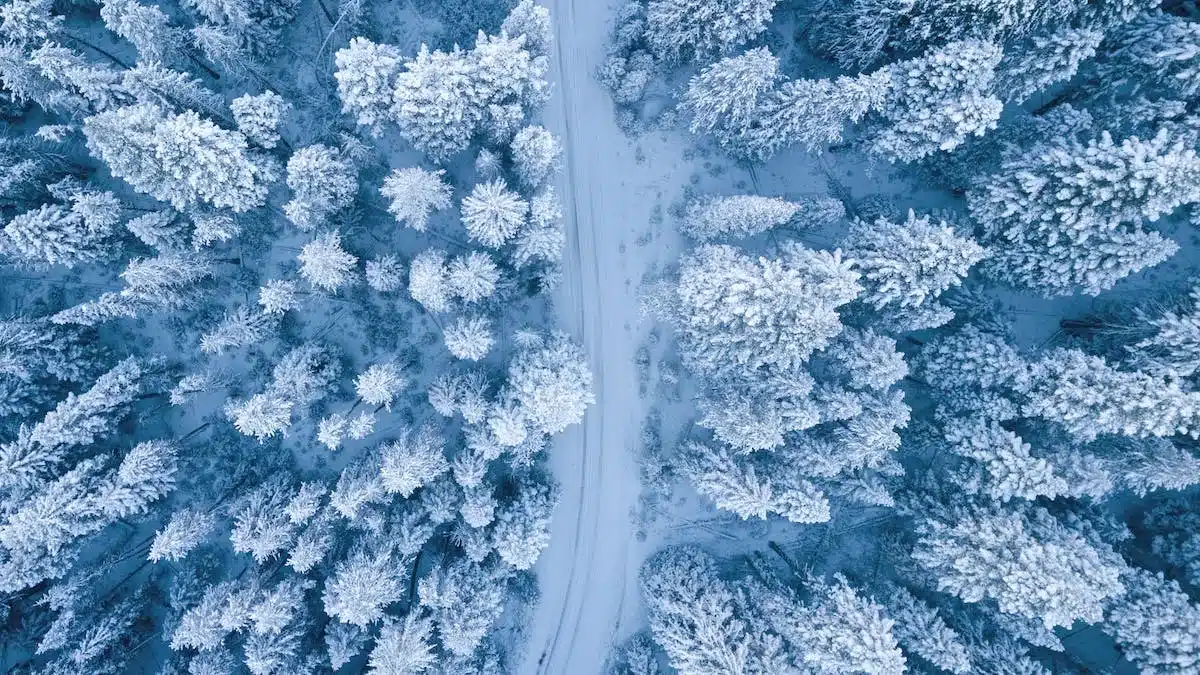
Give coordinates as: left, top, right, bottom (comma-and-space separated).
508, 331, 594, 435
679, 47, 780, 153
298, 230, 358, 292
379, 167, 451, 232
461, 179, 528, 248
322, 548, 405, 627
231, 91, 289, 149
84, 104, 273, 212
970, 127, 1200, 296
843, 210, 986, 311
640, 546, 790, 674
869, 40, 1003, 162
912, 504, 1124, 628
1104, 568, 1200, 674
392, 44, 482, 161
644, 0, 777, 63
379, 425, 449, 498
334, 37, 403, 136
283, 145, 357, 232
679, 194, 799, 242
491, 479, 557, 569
1025, 348, 1200, 440
746, 70, 891, 160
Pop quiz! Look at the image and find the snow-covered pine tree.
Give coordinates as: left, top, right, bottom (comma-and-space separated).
510, 125, 561, 190
1, 199, 116, 268
322, 547, 405, 626
229, 477, 297, 563
230, 91, 289, 149
916, 324, 1032, 397
644, 0, 777, 63
325, 622, 367, 670
364, 255, 403, 293
26, 356, 143, 464
461, 179, 528, 248
379, 425, 449, 498
417, 557, 508, 657
670, 242, 861, 376
298, 230, 358, 292
84, 104, 274, 212
1098, 437, 1200, 497
491, 478, 557, 569
190, 210, 241, 248
825, 328, 908, 392
99, 0, 179, 63
334, 37, 403, 136
842, 209, 986, 311
869, 39, 1003, 162
125, 209, 186, 250
199, 307, 277, 355
120, 61, 225, 118
679, 194, 799, 241
1099, 11, 1200, 100
502, 0, 553, 59
149, 509, 216, 563
226, 392, 293, 441
677, 440, 831, 523
391, 44, 481, 161
472, 28, 548, 130
408, 248, 452, 312
912, 503, 1125, 628
191, 23, 253, 75
970, 127, 1200, 296
750, 70, 892, 160
257, 279, 300, 315
355, 362, 406, 410
446, 251, 500, 304
508, 331, 594, 435
883, 586, 971, 674
996, 27, 1103, 105
28, 41, 129, 111
758, 575, 906, 675
444, 316, 494, 361
1104, 568, 1200, 673
514, 187, 565, 266
283, 144, 357, 231
1025, 348, 1200, 440
941, 417, 1067, 502
379, 167, 451, 232
368, 611, 437, 675
679, 47, 780, 153
0, 0, 63, 47
640, 546, 790, 674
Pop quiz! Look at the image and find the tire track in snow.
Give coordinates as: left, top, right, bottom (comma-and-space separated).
523, 0, 658, 671
533, 0, 597, 669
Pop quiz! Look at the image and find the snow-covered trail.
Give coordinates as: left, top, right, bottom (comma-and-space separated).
520, 1, 689, 673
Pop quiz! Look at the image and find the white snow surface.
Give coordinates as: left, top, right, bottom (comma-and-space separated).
521, 1, 685, 672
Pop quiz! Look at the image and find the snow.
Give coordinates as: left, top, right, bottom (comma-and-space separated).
519, 0, 691, 670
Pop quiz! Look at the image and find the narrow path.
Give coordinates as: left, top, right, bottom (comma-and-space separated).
519, 0, 689, 672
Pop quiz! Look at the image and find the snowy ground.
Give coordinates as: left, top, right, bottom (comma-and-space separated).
518, 0, 695, 671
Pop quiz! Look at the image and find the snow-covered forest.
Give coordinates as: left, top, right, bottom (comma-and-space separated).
0, 0, 599, 671
1, 0, 1200, 672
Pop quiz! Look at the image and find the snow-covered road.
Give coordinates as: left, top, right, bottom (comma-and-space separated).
519, 1, 689, 672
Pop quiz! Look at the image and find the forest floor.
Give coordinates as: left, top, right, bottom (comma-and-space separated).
518, 0, 692, 671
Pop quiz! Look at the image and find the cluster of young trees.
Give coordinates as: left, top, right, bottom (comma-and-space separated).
619, 0, 1200, 673
0, 0, 593, 672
